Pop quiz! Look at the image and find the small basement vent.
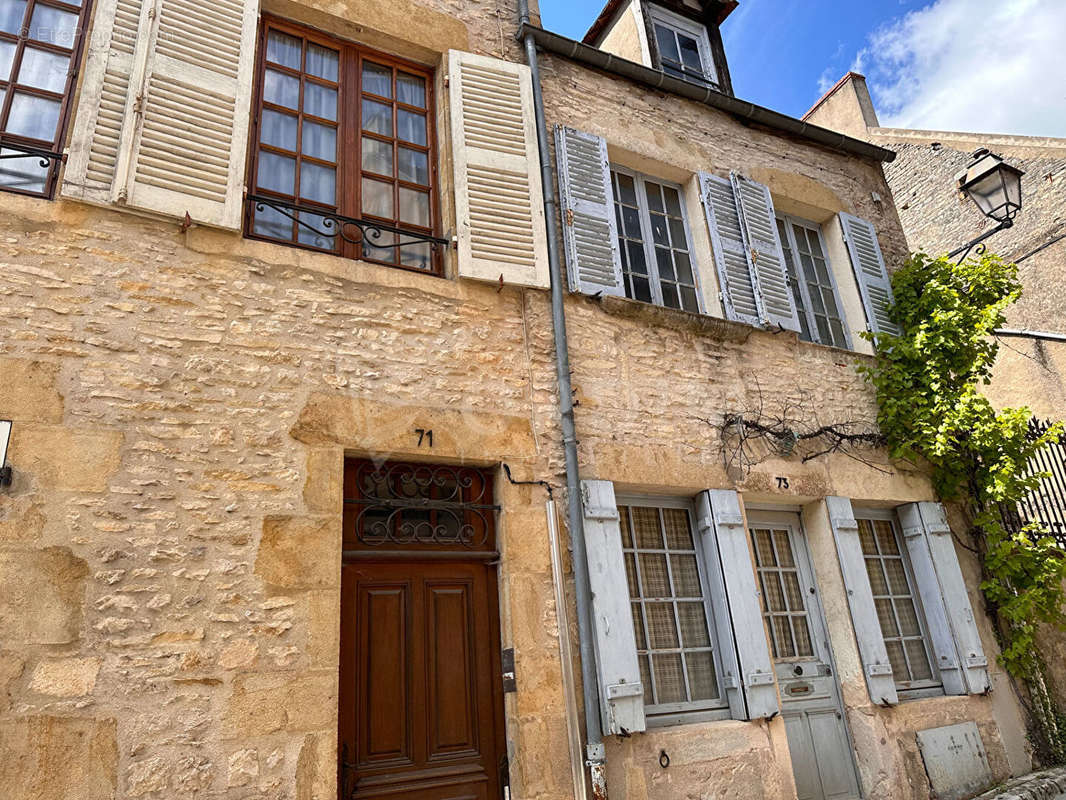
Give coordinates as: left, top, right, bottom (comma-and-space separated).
916, 722, 993, 800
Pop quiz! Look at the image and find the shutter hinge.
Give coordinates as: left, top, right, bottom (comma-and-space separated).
565, 208, 574, 226
443, 74, 450, 87
133, 93, 145, 116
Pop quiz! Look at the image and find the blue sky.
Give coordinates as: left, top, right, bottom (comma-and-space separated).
538, 0, 1066, 138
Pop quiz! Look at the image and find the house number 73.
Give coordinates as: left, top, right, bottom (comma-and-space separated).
415, 429, 433, 447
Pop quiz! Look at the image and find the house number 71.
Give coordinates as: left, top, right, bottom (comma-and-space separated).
415, 429, 433, 447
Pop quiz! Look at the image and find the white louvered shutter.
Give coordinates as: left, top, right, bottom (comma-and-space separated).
699, 172, 760, 326
62, 0, 146, 205
731, 173, 801, 333
826, 496, 899, 706
64, 0, 257, 229
839, 212, 900, 336
449, 51, 549, 289
898, 503, 989, 695
581, 479, 646, 735
554, 126, 623, 296
704, 489, 779, 720
695, 491, 744, 720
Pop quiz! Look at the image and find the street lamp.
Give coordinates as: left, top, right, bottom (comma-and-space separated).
948, 149, 1025, 262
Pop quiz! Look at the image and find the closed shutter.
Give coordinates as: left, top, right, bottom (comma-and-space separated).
839, 212, 900, 336
695, 491, 744, 720
704, 489, 778, 720
65, 0, 258, 229
826, 496, 899, 706
581, 479, 646, 735
699, 172, 760, 326
449, 50, 549, 290
898, 503, 989, 695
554, 126, 623, 296
731, 173, 801, 333
62, 0, 146, 204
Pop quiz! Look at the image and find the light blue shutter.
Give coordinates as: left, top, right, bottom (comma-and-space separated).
898, 502, 989, 695
554, 126, 624, 296
696, 491, 744, 720
699, 172, 760, 326
581, 479, 646, 734
731, 173, 801, 333
705, 489, 779, 719
826, 497, 899, 706
839, 212, 900, 336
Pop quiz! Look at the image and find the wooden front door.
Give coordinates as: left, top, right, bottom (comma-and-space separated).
339, 560, 505, 800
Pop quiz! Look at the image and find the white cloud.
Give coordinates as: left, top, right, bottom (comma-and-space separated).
858, 0, 1066, 137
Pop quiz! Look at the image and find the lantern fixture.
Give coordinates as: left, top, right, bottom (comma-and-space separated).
948, 149, 1025, 262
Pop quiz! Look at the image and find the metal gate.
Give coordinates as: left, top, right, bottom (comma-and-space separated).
1000, 418, 1066, 547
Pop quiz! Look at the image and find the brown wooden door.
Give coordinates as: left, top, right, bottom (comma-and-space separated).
339, 559, 505, 800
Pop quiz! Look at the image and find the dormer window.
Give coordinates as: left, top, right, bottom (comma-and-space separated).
648, 5, 717, 87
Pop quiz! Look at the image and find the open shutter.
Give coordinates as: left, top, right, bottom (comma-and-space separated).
731, 173, 801, 332
449, 50, 549, 289
62, 0, 146, 205
65, 0, 258, 229
696, 491, 744, 719
699, 172, 760, 326
581, 479, 646, 735
839, 212, 900, 336
554, 126, 624, 296
898, 503, 989, 695
704, 489, 778, 719
826, 496, 899, 706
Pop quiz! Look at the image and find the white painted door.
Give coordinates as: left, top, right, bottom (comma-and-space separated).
747, 510, 861, 800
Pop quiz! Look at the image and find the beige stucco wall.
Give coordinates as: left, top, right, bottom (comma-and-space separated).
0, 4, 1038, 800
596, 0, 650, 66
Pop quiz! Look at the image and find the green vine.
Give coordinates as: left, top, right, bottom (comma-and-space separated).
859, 250, 1066, 762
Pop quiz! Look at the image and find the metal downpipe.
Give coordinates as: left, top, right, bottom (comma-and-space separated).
516, 1, 608, 796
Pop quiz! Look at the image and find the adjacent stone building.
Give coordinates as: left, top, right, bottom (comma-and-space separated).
0, 2, 1043, 800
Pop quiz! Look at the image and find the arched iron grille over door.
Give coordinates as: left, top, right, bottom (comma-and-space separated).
343, 459, 499, 556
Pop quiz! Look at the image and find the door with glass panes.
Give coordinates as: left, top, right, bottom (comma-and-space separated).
748, 511, 860, 800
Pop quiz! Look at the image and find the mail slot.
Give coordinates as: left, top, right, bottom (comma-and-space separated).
786, 682, 813, 696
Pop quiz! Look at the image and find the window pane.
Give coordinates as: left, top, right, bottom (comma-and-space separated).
687, 651, 718, 700
680, 286, 699, 312
630, 507, 662, 548
645, 602, 679, 649
639, 553, 669, 597
884, 559, 909, 594
399, 242, 431, 271
260, 109, 297, 151
866, 559, 889, 594
300, 162, 335, 205
361, 230, 395, 262
397, 72, 425, 107
894, 598, 920, 636
875, 521, 899, 554
306, 43, 338, 81
678, 33, 702, 71
252, 203, 292, 240
782, 572, 804, 611
652, 653, 685, 704
677, 602, 709, 647
301, 120, 336, 161
257, 152, 295, 195
885, 640, 908, 679
674, 251, 693, 284
398, 186, 430, 227
631, 276, 651, 303
0, 148, 47, 192
619, 507, 633, 548
27, 4, 77, 47
304, 82, 337, 121
264, 68, 299, 109
638, 655, 653, 705
616, 172, 636, 205
362, 98, 391, 135
753, 530, 776, 567
621, 205, 641, 238
670, 554, 700, 597
361, 176, 393, 218
875, 598, 899, 637
773, 616, 795, 657
631, 603, 646, 649
362, 136, 392, 176
793, 617, 813, 657
0, 0, 26, 34
398, 146, 428, 185
763, 573, 785, 612
662, 508, 693, 549
859, 520, 878, 554
362, 61, 391, 97
654, 24, 679, 63
0, 39, 14, 79
655, 247, 674, 281
266, 30, 302, 69
773, 530, 795, 566
644, 182, 663, 213
663, 186, 682, 216
905, 639, 933, 681
6, 92, 60, 140
397, 108, 426, 145
296, 210, 336, 250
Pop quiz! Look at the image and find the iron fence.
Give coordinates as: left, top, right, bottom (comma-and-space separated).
1000, 418, 1066, 548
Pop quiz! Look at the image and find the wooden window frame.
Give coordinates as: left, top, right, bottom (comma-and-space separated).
776, 213, 852, 349
855, 509, 943, 696
616, 494, 730, 725
244, 16, 442, 275
646, 4, 717, 87
610, 164, 703, 313
0, 0, 93, 199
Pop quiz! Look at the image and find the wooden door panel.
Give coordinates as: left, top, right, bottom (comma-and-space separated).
341, 561, 502, 800
358, 584, 413, 768
427, 581, 479, 759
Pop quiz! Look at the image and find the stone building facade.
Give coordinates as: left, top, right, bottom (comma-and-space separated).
0, 3, 1040, 800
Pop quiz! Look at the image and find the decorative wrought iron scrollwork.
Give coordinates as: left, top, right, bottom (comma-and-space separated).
345, 461, 498, 549
0, 141, 65, 169
248, 194, 449, 255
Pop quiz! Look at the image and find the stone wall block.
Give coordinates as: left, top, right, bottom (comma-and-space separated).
255, 516, 341, 591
